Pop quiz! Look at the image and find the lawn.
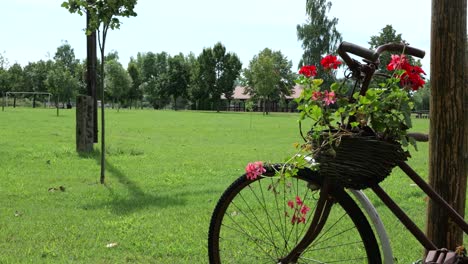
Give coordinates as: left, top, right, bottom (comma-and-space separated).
0, 108, 446, 263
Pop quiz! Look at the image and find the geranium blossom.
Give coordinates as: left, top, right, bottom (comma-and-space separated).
386, 54, 426, 90
299, 65, 317, 78
311, 91, 322, 101
323, 90, 336, 106
321, 55, 342, 70
387, 54, 410, 71
288, 196, 310, 225
295, 196, 303, 206
245, 161, 266, 180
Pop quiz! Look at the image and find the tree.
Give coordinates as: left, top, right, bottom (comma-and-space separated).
211, 43, 242, 112
194, 43, 242, 111
45, 63, 79, 116
242, 48, 295, 115
297, 0, 342, 77
165, 53, 190, 110
126, 58, 142, 108
23, 60, 54, 107
54, 41, 79, 76
7, 63, 25, 107
62, 0, 138, 184
187, 52, 209, 110
105, 60, 131, 111
137, 51, 170, 109
412, 83, 430, 111
426, 0, 466, 251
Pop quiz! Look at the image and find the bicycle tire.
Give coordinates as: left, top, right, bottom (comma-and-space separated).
208, 166, 382, 263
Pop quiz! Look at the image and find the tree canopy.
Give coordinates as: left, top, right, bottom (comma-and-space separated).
242, 48, 295, 114
297, 0, 342, 69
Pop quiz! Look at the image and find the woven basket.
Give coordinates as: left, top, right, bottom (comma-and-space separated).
315, 135, 407, 190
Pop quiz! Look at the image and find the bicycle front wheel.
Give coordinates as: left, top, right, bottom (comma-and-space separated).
208, 167, 381, 263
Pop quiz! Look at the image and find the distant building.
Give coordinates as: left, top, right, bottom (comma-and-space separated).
221, 85, 302, 112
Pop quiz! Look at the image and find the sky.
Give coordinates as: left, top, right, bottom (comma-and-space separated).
1, 0, 433, 75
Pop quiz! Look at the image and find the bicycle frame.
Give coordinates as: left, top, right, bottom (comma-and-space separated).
370, 161, 468, 251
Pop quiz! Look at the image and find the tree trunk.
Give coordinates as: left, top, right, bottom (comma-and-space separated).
33, 94, 36, 108
87, 11, 98, 143
426, 0, 467, 250
56, 97, 60, 117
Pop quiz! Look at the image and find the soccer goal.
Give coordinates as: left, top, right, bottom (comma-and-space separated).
5, 92, 52, 108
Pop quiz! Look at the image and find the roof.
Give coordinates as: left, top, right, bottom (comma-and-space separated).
221, 85, 303, 100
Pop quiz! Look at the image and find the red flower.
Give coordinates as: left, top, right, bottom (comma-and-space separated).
321, 55, 342, 70
387, 54, 426, 91
287, 200, 294, 209
311, 91, 322, 101
245, 161, 266, 180
400, 68, 426, 91
299, 65, 317, 78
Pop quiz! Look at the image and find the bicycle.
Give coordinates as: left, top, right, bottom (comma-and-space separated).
207, 41, 468, 263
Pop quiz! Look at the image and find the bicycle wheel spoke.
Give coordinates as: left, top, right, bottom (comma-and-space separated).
219, 223, 277, 262
209, 172, 382, 263
229, 197, 280, 253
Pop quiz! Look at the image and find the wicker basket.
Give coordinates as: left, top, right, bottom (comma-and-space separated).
315, 135, 408, 190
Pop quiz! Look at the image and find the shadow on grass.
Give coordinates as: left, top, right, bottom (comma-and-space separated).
79, 149, 186, 215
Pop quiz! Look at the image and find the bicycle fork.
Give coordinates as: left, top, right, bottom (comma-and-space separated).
277, 179, 336, 264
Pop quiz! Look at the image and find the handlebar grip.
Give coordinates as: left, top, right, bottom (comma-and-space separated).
338, 41, 378, 62
375, 43, 426, 59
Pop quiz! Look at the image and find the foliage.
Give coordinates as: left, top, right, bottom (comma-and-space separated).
126, 58, 143, 108
7, 63, 25, 93
242, 48, 295, 114
191, 42, 242, 111
164, 53, 190, 110
137, 52, 170, 109
45, 63, 79, 115
54, 41, 80, 76
104, 59, 132, 111
412, 83, 430, 111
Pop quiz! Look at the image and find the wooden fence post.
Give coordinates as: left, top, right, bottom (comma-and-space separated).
426, 0, 467, 250
76, 95, 94, 152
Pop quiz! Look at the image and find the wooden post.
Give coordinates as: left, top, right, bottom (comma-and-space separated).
76, 95, 94, 152
427, 0, 467, 250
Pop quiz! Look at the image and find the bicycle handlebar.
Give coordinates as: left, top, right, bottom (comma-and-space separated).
337, 41, 426, 65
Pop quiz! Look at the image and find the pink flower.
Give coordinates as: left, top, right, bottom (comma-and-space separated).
321, 55, 342, 70
299, 65, 317, 78
300, 205, 310, 215
387, 54, 410, 71
245, 161, 266, 180
311, 91, 322, 101
323, 90, 336, 106
295, 196, 303, 206
287, 200, 294, 209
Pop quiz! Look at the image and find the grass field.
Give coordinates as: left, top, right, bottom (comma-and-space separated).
0, 107, 450, 263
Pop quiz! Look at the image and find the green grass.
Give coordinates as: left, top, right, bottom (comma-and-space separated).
0, 107, 454, 263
